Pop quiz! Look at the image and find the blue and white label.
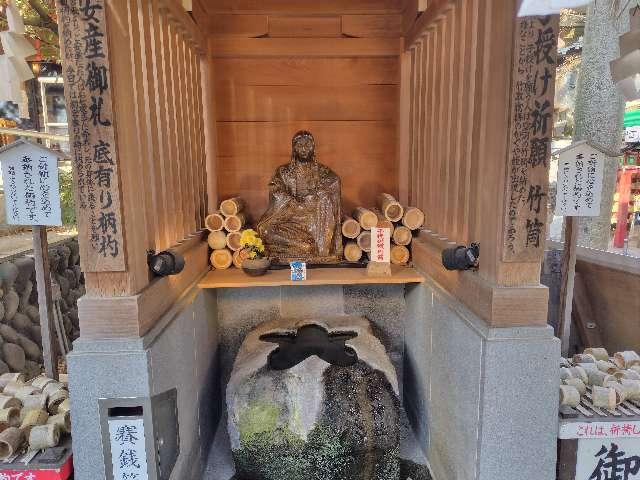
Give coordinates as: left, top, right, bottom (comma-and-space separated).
290, 261, 307, 281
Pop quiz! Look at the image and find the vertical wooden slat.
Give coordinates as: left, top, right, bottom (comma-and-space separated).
441, 9, 454, 238
182, 37, 199, 234
177, 35, 195, 235
444, 7, 457, 239
408, 47, 417, 205
426, 29, 437, 230
398, 51, 412, 205
418, 39, 427, 211
191, 49, 205, 230
411, 44, 422, 206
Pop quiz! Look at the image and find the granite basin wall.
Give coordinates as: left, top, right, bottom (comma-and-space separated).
68, 287, 219, 480
404, 278, 560, 480
0, 237, 83, 376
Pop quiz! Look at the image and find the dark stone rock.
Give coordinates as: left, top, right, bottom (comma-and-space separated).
13, 257, 34, 291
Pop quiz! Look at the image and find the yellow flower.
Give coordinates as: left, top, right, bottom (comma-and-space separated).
240, 229, 258, 247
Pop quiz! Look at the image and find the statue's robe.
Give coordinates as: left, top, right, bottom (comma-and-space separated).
257, 160, 343, 263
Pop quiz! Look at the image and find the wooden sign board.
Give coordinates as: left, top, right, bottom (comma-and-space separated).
0, 139, 62, 226
555, 141, 605, 217
56, 0, 126, 272
371, 227, 390, 263
502, 15, 559, 262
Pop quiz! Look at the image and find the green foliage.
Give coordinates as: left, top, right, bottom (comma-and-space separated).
58, 168, 75, 226
0, 0, 59, 61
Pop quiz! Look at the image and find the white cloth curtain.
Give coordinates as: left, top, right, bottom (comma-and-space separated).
0, 0, 34, 106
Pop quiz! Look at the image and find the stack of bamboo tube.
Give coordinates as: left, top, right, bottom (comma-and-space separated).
205, 198, 248, 270
0, 372, 72, 459
341, 193, 425, 265
559, 348, 640, 410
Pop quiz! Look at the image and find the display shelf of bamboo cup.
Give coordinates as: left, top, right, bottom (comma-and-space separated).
342, 193, 424, 265
0, 372, 72, 462
205, 197, 248, 271
558, 348, 640, 412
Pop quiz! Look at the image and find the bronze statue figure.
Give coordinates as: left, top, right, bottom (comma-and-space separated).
257, 131, 343, 264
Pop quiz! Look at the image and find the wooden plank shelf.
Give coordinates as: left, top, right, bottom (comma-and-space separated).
198, 265, 425, 289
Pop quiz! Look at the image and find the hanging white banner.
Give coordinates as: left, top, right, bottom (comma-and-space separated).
518, 0, 591, 17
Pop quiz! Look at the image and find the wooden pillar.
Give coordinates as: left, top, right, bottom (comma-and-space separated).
33, 226, 57, 378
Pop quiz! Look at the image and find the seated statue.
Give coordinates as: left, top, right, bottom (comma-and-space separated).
257, 131, 343, 264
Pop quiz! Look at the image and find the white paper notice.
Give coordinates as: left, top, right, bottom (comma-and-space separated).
1, 142, 62, 226
371, 227, 391, 263
518, 0, 590, 17
108, 417, 149, 480
575, 437, 640, 480
555, 143, 604, 217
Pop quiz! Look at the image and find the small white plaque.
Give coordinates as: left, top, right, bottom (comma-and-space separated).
0, 141, 62, 226
108, 417, 149, 480
559, 421, 640, 440
371, 227, 390, 264
555, 142, 605, 217
575, 437, 640, 480
626, 126, 640, 144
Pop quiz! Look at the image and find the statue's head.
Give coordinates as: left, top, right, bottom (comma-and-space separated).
291, 131, 315, 163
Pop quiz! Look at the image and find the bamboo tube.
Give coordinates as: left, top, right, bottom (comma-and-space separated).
573, 353, 596, 364
559, 385, 581, 407
3, 382, 24, 397
390, 244, 410, 265
377, 193, 404, 222
587, 369, 607, 386
592, 386, 617, 409
621, 379, 640, 400
609, 383, 627, 404
341, 217, 361, 239
232, 249, 250, 269
560, 367, 572, 381
560, 357, 571, 368
28, 424, 60, 451
15, 386, 38, 400
0, 427, 23, 459
207, 230, 227, 250
569, 366, 588, 384
614, 351, 640, 369
0, 373, 24, 390
0, 408, 20, 428
220, 197, 245, 217
402, 207, 425, 230
577, 362, 598, 372
205, 212, 225, 232
564, 378, 587, 395
622, 369, 640, 381
356, 231, 372, 253
392, 226, 412, 246
371, 208, 395, 231
353, 208, 378, 230
344, 242, 363, 262
596, 360, 618, 374
584, 347, 609, 362
47, 390, 69, 415
47, 412, 71, 434
20, 410, 49, 437
226, 231, 242, 252
57, 398, 71, 415
224, 213, 247, 232
22, 394, 47, 411
211, 249, 233, 270
0, 396, 21, 410
42, 382, 65, 398
30, 376, 56, 392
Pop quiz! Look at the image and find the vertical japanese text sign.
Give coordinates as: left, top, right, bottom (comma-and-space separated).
503, 15, 559, 262
371, 227, 391, 263
56, 0, 126, 272
555, 142, 605, 217
108, 417, 150, 480
0, 140, 62, 226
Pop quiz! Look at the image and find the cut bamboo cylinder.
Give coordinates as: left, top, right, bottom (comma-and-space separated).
42, 382, 64, 398
353, 208, 378, 231
587, 369, 607, 386
224, 213, 246, 232
402, 207, 425, 230
208, 230, 227, 250
47, 390, 69, 415
30, 376, 56, 392
371, 208, 394, 231
563, 378, 587, 395
0, 373, 24, 390
15, 386, 38, 400
584, 347, 609, 362
57, 398, 71, 415
356, 231, 372, 253
47, 412, 71, 434
622, 369, 640, 381
609, 383, 627, 404
392, 226, 412, 246
344, 242, 363, 262
596, 360, 618, 374
20, 410, 49, 433
220, 197, 245, 217
592, 386, 617, 409
568, 366, 588, 384
28, 424, 60, 451
390, 244, 410, 265
572, 353, 596, 364
560, 367, 572, 381
0, 408, 20, 428
232, 249, 250, 269
377, 193, 404, 222
22, 394, 47, 411
621, 379, 640, 400
0, 396, 20, 410
576, 362, 598, 372
226, 231, 242, 252
613, 351, 640, 369
211, 249, 233, 270
559, 385, 580, 407
0, 427, 23, 459
3, 382, 24, 397
205, 212, 225, 232
341, 217, 361, 239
